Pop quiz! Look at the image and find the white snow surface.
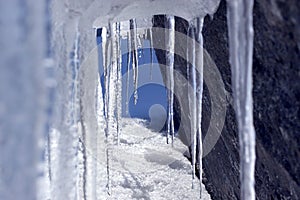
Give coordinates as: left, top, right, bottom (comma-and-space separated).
101, 118, 211, 200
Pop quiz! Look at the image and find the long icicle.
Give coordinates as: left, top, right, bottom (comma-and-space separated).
102, 27, 108, 119
190, 25, 198, 189
149, 18, 154, 80
227, 0, 256, 200
196, 17, 204, 198
116, 22, 122, 145
166, 15, 175, 145
72, 31, 80, 125
186, 24, 193, 185
102, 29, 114, 195
105, 22, 119, 195
130, 19, 139, 105
126, 29, 131, 116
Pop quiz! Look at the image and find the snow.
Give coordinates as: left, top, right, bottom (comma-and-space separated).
97, 118, 211, 199
92, 0, 220, 28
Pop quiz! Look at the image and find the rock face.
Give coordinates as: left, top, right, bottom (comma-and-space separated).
153, 0, 300, 199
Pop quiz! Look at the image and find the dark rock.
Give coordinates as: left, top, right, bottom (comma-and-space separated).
152, 0, 300, 199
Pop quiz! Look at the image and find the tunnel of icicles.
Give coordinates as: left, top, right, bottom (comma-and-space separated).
0, 0, 256, 199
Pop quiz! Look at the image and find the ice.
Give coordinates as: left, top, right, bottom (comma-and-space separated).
196, 17, 204, 198
165, 15, 176, 145
102, 27, 109, 119
189, 25, 198, 187
72, 31, 80, 125
149, 18, 154, 80
185, 17, 206, 198
92, 0, 220, 28
126, 30, 131, 115
105, 22, 121, 194
0, 0, 47, 199
227, 0, 256, 199
130, 19, 139, 105
0, 0, 247, 199
116, 22, 122, 146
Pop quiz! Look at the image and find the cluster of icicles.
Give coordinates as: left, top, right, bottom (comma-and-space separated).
101, 0, 255, 199
101, 16, 205, 197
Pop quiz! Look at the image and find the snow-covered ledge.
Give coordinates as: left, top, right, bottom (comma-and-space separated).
91, 0, 220, 28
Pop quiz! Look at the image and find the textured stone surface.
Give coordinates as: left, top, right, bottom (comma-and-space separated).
153, 0, 300, 199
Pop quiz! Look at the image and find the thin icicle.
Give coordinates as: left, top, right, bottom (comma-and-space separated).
149, 17, 155, 80
116, 22, 122, 145
72, 33, 81, 197
105, 22, 119, 195
149, 24, 154, 80
137, 34, 144, 58
72, 30, 80, 127
186, 25, 191, 181
102, 27, 108, 119
95, 73, 105, 200
126, 30, 131, 116
186, 23, 198, 188
227, 0, 256, 200
130, 19, 139, 105
165, 15, 175, 145
196, 17, 204, 198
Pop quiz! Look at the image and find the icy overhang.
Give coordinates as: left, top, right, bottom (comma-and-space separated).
92, 0, 220, 28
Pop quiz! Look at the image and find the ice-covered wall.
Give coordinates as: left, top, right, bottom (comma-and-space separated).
0, 0, 47, 199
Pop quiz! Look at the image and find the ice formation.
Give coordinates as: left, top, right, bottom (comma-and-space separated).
126, 31, 131, 115
165, 15, 175, 145
188, 24, 198, 188
130, 19, 139, 105
0, 0, 256, 199
227, 0, 256, 199
149, 18, 154, 80
196, 17, 204, 197
0, 1, 47, 199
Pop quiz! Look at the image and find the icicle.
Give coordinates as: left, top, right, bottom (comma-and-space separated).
227, 0, 256, 200
105, 21, 120, 195
95, 73, 106, 200
137, 34, 144, 58
130, 19, 139, 105
116, 22, 122, 145
165, 15, 175, 145
186, 25, 192, 185
196, 17, 204, 198
126, 30, 131, 116
72, 31, 80, 125
76, 131, 85, 200
186, 22, 198, 188
102, 27, 108, 119
149, 17, 155, 80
